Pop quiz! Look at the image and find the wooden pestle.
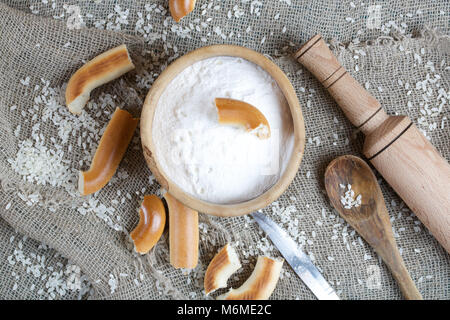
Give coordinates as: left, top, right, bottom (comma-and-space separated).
295, 35, 450, 253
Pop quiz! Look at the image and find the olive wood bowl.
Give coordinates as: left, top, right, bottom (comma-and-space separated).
141, 45, 305, 217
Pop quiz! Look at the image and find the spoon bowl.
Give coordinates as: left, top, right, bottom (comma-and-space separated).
324, 155, 422, 300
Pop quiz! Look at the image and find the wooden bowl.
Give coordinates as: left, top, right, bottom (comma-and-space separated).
141, 45, 305, 217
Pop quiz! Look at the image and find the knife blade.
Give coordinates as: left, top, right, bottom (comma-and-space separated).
251, 211, 340, 300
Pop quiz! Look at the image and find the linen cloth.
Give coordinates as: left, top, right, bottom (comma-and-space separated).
0, 0, 448, 299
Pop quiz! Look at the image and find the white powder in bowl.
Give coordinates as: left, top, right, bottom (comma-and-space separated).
152, 56, 294, 204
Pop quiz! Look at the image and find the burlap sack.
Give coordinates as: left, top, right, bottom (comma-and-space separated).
0, 1, 448, 299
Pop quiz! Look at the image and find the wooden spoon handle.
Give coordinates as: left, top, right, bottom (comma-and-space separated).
377, 246, 423, 300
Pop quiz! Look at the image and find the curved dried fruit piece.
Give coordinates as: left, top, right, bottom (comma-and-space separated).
204, 244, 241, 295
66, 44, 135, 114
169, 0, 196, 22
164, 193, 199, 269
217, 256, 283, 300
79, 108, 138, 195
215, 98, 271, 139
130, 195, 166, 254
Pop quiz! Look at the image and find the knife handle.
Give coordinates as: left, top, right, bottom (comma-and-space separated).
294, 35, 388, 135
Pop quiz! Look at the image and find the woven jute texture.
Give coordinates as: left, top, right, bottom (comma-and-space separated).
0, 1, 448, 300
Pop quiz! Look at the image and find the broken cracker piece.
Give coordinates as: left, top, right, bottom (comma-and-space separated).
130, 195, 166, 254
169, 0, 196, 22
79, 107, 138, 195
217, 256, 283, 300
66, 44, 135, 114
204, 244, 242, 295
215, 98, 271, 139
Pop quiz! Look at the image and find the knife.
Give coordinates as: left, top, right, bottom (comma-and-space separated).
251, 211, 340, 300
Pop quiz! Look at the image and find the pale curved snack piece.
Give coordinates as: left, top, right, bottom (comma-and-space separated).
204, 244, 242, 295
215, 98, 271, 139
66, 44, 135, 114
130, 195, 166, 254
164, 193, 199, 269
169, 0, 196, 22
217, 256, 283, 300
79, 108, 138, 195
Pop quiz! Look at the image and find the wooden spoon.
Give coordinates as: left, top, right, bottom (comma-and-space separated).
324, 155, 422, 300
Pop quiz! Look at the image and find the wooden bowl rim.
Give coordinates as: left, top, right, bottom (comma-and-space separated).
141, 44, 305, 217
